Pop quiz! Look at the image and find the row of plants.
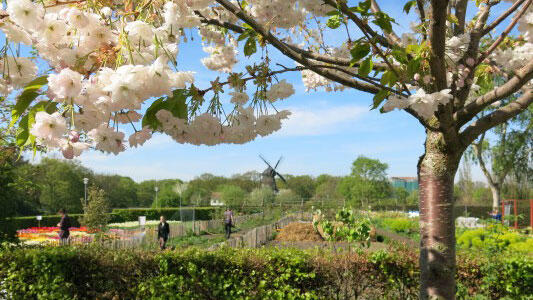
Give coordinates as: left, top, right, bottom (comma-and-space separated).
371, 211, 532, 255
313, 208, 373, 245
0, 243, 530, 299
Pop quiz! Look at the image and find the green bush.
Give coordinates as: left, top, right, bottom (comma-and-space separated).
10, 207, 220, 230
380, 217, 419, 235
457, 225, 531, 253
1, 244, 530, 299
111, 207, 217, 223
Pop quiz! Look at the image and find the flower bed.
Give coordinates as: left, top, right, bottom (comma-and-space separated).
16, 226, 146, 246
17, 227, 93, 245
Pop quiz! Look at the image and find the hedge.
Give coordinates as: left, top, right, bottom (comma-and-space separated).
8, 207, 219, 230
0, 244, 530, 299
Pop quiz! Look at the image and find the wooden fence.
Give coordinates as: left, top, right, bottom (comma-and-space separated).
66, 213, 264, 249
211, 213, 313, 249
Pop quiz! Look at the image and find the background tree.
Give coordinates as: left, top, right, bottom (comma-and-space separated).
456, 159, 475, 204
35, 158, 92, 214
278, 175, 316, 201
218, 184, 246, 209
393, 187, 410, 209
5, 0, 533, 297
468, 106, 532, 209
94, 175, 138, 208
80, 186, 110, 231
313, 175, 342, 207
338, 156, 392, 207
249, 187, 275, 208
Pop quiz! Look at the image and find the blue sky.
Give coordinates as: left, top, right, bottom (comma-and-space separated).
8, 1, 515, 182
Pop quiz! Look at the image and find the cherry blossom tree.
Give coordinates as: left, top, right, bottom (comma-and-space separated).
2, 0, 532, 298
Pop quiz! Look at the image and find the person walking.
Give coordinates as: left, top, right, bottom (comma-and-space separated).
57, 208, 71, 246
224, 207, 234, 239
157, 216, 170, 250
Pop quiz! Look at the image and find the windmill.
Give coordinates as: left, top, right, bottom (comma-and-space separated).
259, 155, 286, 192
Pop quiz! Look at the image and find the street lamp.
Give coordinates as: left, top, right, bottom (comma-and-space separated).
83, 177, 89, 207
154, 186, 159, 208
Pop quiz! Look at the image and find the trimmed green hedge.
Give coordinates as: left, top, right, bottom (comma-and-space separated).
0, 245, 530, 299
111, 207, 217, 223
8, 214, 84, 229
9, 207, 219, 230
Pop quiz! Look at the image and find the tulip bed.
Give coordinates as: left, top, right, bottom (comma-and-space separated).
16, 226, 145, 246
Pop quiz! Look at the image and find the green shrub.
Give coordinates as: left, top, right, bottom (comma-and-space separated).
381, 217, 419, 234
0, 244, 530, 299
457, 225, 530, 253
10, 207, 220, 230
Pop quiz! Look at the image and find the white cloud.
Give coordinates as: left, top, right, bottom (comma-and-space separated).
274, 104, 368, 136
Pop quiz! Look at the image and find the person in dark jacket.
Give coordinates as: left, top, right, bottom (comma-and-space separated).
56, 208, 71, 245
223, 207, 234, 239
157, 216, 170, 250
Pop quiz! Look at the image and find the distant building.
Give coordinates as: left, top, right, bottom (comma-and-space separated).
390, 177, 419, 192
210, 192, 225, 206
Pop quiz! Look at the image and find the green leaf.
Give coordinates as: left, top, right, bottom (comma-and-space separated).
237, 31, 249, 42
372, 90, 389, 110
350, 43, 371, 62
391, 49, 408, 64
358, 0, 371, 13
372, 12, 393, 33
358, 58, 373, 77
141, 89, 189, 130
244, 36, 257, 57
142, 98, 166, 130
407, 59, 420, 78
380, 71, 397, 86
165, 89, 188, 120
16, 114, 30, 147
10, 75, 48, 128
326, 15, 342, 29
403, 1, 416, 14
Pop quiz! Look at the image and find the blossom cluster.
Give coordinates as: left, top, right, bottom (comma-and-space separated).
1, 0, 297, 159
155, 106, 290, 146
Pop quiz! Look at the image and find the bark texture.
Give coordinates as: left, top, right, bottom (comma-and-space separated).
418, 131, 461, 300
489, 184, 502, 210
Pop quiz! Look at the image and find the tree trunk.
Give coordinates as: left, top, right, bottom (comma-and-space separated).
418, 131, 461, 300
489, 183, 501, 210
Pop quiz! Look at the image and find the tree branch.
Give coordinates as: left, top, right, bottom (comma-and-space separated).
478, 0, 532, 64
482, 0, 527, 35
370, 0, 402, 45
473, 132, 497, 186
454, 0, 468, 35
214, 0, 382, 94
322, 0, 397, 49
459, 90, 533, 148
195, 10, 390, 70
417, 0, 428, 40
455, 60, 533, 125
429, 0, 449, 91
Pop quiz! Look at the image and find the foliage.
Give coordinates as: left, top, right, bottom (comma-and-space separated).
248, 187, 275, 207
80, 186, 110, 231
218, 184, 246, 209
314, 208, 372, 245
276, 189, 299, 206
278, 175, 317, 200
457, 224, 532, 254
111, 207, 217, 223
380, 217, 419, 236
337, 156, 393, 208
0, 244, 530, 299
